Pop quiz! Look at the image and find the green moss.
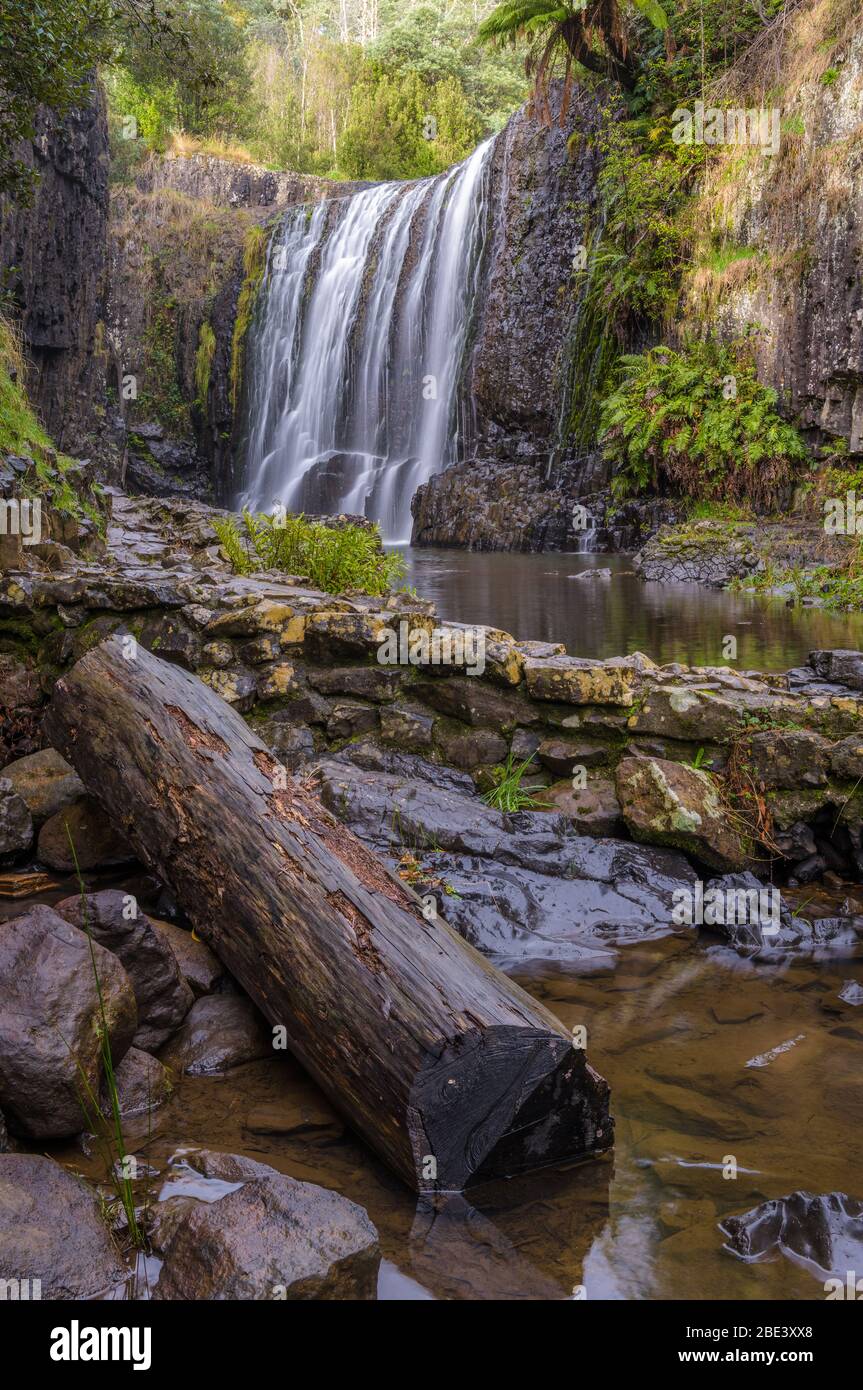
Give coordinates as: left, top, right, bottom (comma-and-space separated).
138, 288, 190, 436
0, 320, 51, 458
194, 320, 216, 411
230, 225, 268, 415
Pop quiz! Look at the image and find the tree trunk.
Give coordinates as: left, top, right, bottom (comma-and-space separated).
47, 636, 612, 1193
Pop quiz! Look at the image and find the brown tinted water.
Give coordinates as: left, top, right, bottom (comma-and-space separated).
400, 550, 863, 671
46, 909, 863, 1301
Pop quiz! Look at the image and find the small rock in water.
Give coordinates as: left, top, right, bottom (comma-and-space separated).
838, 980, 863, 1006
150, 1150, 379, 1299
157, 995, 272, 1075
720, 1191, 863, 1282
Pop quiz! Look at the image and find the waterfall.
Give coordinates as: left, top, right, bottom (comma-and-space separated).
237, 138, 493, 542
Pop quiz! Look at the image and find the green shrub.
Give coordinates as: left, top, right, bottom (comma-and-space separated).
600, 338, 809, 508
213, 509, 406, 597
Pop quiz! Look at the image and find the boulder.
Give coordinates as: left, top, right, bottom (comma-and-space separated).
0, 779, 32, 859
721, 1191, 863, 1280
1, 747, 84, 823
106, 1046, 172, 1118
0, 652, 42, 710
433, 724, 508, 770
615, 756, 747, 871
149, 917, 225, 996
158, 995, 272, 1075
0, 1154, 128, 1298
545, 778, 623, 836
325, 702, 379, 739
56, 890, 193, 1051
809, 650, 863, 692
745, 730, 831, 789
830, 734, 863, 780
523, 655, 635, 706
537, 736, 609, 776
151, 1150, 379, 1300
379, 705, 433, 750
37, 795, 134, 871
0, 906, 136, 1138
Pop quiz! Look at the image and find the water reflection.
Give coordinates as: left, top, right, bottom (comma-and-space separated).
400, 550, 863, 672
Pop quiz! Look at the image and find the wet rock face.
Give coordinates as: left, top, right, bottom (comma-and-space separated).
0, 89, 109, 454
150, 1150, 379, 1300
721, 1191, 863, 1282
0, 905, 137, 1138
56, 890, 194, 1052
683, 30, 863, 456
316, 749, 697, 969
468, 85, 602, 456
615, 755, 748, 872
158, 995, 272, 1075
0, 1154, 128, 1298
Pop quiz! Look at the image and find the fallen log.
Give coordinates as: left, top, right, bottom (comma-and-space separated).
47, 635, 612, 1193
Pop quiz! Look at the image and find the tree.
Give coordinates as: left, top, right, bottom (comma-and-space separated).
478, 0, 670, 113
0, 0, 223, 198
0, 0, 113, 199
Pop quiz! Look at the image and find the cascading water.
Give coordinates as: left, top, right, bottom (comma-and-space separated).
237, 138, 493, 541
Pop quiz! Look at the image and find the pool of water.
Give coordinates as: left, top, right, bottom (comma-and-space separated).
399, 549, 863, 672
52, 913, 863, 1301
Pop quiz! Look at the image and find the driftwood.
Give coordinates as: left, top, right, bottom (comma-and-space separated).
47, 635, 612, 1193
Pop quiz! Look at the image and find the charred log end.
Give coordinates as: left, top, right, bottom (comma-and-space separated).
408, 1027, 613, 1195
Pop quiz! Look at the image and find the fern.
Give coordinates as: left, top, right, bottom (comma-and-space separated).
600, 338, 809, 508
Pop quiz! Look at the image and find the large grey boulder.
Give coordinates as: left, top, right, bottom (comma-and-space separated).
0, 1154, 127, 1299
0, 905, 137, 1138
151, 1150, 379, 1299
56, 890, 193, 1051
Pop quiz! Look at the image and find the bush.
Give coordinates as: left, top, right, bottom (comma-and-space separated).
213, 510, 406, 597
600, 338, 809, 508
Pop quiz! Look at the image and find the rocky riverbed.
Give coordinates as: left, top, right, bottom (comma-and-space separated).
2, 489, 863, 1299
